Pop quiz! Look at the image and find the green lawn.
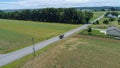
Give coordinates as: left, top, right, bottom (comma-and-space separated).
90, 11, 105, 21
79, 29, 114, 39
0, 19, 79, 53
80, 29, 105, 36
99, 17, 120, 25
109, 20, 120, 28
5, 34, 120, 68
92, 17, 120, 29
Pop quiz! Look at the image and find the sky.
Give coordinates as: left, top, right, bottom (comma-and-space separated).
0, 0, 120, 9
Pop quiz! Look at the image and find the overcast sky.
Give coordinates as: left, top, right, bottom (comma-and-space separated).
0, 0, 120, 9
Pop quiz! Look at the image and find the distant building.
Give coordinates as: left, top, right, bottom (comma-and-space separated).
113, 16, 117, 18
118, 15, 120, 19
106, 14, 113, 18
106, 14, 117, 18
104, 9, 109, 11
106, 27, 120, 37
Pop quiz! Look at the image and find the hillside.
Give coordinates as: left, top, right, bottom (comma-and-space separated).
19, 34, 120, 68
0, 19, 79, 53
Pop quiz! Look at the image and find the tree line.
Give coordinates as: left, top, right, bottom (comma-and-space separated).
105, 11, 119, 17
0, 8, 93, 24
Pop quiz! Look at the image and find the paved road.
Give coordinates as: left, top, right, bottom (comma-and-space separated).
0, 13, 105, 66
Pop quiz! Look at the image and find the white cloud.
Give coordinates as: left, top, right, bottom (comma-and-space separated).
0, 0, 91, 6
0, 0, 92, 9
0, 0, 120, 9
65, 0, 90, 3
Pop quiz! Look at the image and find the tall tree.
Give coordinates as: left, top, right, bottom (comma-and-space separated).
0, 8, 93, 24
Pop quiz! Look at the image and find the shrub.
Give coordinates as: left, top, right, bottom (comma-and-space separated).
109, 18, 114, 22
88, 27, 92, 35
118, 19, 120, 25
103, 20, 109, 24
96, 20, 99, 24
93, 20, 99, 25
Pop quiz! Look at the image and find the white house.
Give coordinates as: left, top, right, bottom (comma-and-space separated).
107, 14, 116, 18
106, 27, 120, 37
107, 14, 113, 18
118, 15, 120, 19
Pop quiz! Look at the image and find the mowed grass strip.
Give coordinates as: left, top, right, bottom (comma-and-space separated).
0, 19, 79, 53
18, 35, 120, 68
79, 29, 114, 39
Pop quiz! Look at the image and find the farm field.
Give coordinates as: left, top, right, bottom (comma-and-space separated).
90, 11, 105, 21
15, 34, 120, 68
92, 17, 120, 29
0, 19, 79, 54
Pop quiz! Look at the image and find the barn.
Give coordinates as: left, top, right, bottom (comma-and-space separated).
106, 27, 120, 37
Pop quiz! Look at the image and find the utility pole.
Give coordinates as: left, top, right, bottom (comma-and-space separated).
32, 37, 35, 59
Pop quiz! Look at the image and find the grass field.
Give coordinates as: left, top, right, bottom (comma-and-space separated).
0, 19, 79, 54
14, 34, 120, 68
90, 11, 105, 21
79, 29, 114, 39
99, 17, 120, 26
1, 13, 120, 68
92, 17, 120, 29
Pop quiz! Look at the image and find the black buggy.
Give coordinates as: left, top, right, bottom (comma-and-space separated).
59, 34, 64, 39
